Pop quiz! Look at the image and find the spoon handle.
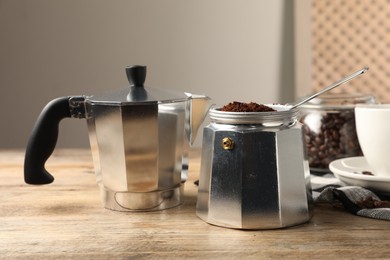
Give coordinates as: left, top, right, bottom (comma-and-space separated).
290, 67, 369, 110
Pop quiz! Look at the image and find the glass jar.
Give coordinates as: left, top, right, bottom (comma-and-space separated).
299, 94, 376, 172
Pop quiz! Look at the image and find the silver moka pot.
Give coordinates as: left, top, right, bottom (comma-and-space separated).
24, 65, 211, 211
196, 105, 313, 229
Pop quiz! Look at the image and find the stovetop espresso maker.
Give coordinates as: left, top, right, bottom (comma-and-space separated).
196, 104, 313, 229
24, 65, 211, 211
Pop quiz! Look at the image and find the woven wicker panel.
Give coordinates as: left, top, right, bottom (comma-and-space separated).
311, 0, 390, 102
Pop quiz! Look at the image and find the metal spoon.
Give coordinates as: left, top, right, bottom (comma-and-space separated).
289, 67, 369, 110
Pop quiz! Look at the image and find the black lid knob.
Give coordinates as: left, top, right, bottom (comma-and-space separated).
126, 65, 146, 87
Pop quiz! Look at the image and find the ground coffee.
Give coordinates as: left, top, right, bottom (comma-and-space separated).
220, 101, 276, 112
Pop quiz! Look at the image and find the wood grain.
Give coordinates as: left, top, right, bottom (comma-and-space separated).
0, 149, 389, 259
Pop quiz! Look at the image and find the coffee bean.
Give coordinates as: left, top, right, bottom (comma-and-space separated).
300, 110, 363, 170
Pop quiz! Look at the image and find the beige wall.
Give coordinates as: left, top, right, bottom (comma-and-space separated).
0, 0, 295, 148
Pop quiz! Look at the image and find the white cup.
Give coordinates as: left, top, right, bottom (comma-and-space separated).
355, 104, 390, 177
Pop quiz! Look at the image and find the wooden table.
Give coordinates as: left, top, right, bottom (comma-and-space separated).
1, 149, 389, 259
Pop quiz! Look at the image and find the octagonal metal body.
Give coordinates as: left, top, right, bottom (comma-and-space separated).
196, 122, 313, 229
86, 101, 189, 211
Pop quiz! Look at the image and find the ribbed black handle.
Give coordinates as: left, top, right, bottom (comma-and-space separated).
24, 97, 72, 184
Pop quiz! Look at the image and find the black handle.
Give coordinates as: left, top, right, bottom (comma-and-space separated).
126, 65, 146, 87
24, 97, 73, 184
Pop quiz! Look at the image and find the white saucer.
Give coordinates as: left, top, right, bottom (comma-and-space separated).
329, 157, 390, 194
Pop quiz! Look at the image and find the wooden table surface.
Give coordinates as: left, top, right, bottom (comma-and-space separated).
1, 149, 389, 259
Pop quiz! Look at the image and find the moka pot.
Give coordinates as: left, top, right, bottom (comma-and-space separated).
196, 105, 313, 229
24, 65, 212, 211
